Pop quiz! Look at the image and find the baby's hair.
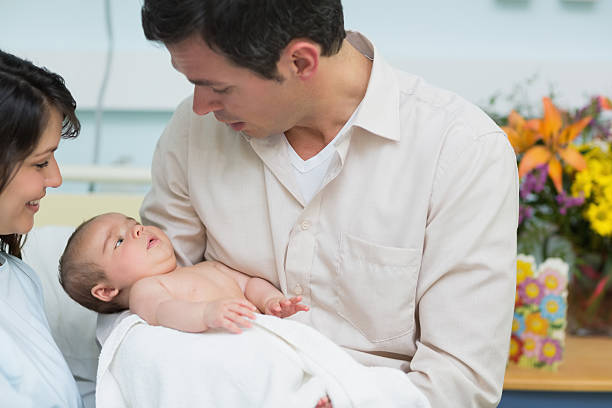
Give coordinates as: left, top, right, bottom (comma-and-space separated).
59, 215, 126, 314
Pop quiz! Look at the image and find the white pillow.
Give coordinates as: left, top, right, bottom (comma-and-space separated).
22, 225, 98, 408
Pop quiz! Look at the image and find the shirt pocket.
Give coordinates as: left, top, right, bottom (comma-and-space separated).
335, 232, 420, 343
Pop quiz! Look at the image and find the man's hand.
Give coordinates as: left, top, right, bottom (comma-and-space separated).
264, 296, 309, 318
203, 298, 257, 334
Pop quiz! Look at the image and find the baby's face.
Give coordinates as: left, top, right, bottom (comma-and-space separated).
82, 213, 177, 290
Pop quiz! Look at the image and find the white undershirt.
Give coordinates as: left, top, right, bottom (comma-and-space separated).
284, 106, 361, 204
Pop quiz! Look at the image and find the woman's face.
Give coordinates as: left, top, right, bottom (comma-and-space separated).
0, 107, 63, 235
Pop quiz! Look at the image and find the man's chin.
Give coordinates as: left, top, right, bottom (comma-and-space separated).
241, 128, 271, 139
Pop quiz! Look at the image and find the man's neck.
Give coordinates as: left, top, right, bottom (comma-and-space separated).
285, 39, 372, 160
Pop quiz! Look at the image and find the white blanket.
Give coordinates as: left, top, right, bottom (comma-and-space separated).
96, 313, 430, 408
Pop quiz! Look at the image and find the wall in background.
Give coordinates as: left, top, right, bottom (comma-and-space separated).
1, 0, 611, 191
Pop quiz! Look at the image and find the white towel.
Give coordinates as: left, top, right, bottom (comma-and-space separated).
96, 313, 430, 408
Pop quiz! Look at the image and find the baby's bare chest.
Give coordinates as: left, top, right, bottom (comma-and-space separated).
168, 268, 245, 302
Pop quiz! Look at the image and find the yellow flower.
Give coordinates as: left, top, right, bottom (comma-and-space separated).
571, 170, 593, 199
586, 201, 612, 236
574, 147, 612, 201
588, 160, 612, 185
604, 185, 612, 202
517, 257, 535, 284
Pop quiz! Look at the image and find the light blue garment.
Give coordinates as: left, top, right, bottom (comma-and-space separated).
0, 251, 83, 408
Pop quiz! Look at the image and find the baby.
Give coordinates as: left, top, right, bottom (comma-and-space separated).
58, 212, 309, 334
60, 212, 333, 407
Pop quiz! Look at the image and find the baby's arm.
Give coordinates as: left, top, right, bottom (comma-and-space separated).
129, 277, 256, 333
212, 262, 309, 317
245, 278, 309, 318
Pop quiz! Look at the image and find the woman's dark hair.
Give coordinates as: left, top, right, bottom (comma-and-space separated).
0, 50, 80, 258
142, 0, 346, 81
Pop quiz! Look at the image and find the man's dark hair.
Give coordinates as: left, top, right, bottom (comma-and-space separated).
142, 0, 346, 80
0, 50, 80, 258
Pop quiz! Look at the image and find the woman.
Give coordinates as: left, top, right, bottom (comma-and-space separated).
0, 50, 83, 407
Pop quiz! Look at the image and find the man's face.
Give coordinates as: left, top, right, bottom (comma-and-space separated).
167, 35, 301, 138
81, 213, 177, 290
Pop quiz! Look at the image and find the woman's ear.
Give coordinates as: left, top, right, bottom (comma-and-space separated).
91, 283, 119, 302
282, 40, 320, 80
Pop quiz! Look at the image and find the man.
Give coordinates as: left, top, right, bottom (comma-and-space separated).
139, 1, 518, 406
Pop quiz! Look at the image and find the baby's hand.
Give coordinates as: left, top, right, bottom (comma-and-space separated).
315, 396, 332, 408
203, 298, 257, 334
264, 296, 309, 318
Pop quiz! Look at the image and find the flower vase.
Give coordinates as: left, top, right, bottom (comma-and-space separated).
509, 255, 568, 370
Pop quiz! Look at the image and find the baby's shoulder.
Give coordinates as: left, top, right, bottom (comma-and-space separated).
131, 274, 168, 295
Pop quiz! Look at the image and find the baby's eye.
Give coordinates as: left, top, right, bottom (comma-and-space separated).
114, 238, 124, 249
35, 161, 49, 169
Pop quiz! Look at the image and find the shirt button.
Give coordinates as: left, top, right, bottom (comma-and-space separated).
293, 284, 303, 296
300, 220, 311, 230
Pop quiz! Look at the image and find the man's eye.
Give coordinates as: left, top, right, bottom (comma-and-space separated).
212, 87, 231, 94
114, 238, 124, 249
35, 161, 49, 169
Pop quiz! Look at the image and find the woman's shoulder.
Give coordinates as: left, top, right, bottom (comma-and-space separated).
1, 250, 41, 280
0, 251, 44, 303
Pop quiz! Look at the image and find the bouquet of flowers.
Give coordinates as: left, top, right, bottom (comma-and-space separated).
498, 94, 612, 336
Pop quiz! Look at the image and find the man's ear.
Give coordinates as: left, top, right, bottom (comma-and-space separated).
283, 40, 320, 80
91, 283, 119, 302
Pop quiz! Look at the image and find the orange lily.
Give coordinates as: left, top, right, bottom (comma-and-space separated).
502, 110, 539, 154
598, 95, 612, 110
518, 97, 591, 192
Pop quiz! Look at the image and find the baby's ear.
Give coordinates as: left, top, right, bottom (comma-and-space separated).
91, 283, 119, 302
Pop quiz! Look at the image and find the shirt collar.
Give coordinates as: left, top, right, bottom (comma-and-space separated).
245, 31, 402, 151
347, 31, 402, 142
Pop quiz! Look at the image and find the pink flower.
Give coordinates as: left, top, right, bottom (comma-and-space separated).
539, 338, 563, 364
538, 267, 567, 295
521, 333, 541, 358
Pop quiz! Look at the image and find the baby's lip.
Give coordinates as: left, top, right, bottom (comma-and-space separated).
147, 237, 159, 249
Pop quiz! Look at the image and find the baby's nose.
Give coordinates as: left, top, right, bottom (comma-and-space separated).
132, 224, 143, 238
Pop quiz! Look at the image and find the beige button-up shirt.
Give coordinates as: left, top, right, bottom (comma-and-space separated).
141, 32, 518, 407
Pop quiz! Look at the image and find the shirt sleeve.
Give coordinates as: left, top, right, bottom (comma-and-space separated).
407, 128, 519, 407
140, 98, 207, 266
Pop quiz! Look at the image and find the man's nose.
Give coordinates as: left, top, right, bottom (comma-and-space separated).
192, 87, 223, 116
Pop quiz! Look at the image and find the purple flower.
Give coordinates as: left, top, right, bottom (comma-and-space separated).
520, 164, 548, 199
533, 164, 548, 192
519, 277, 545, 305
538, 338, 563, 364
555, 191, 585, 215
519, 205, 534, 225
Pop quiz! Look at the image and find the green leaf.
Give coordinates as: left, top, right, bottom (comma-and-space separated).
518, 219, 557, 264
545, 235, 576, 267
